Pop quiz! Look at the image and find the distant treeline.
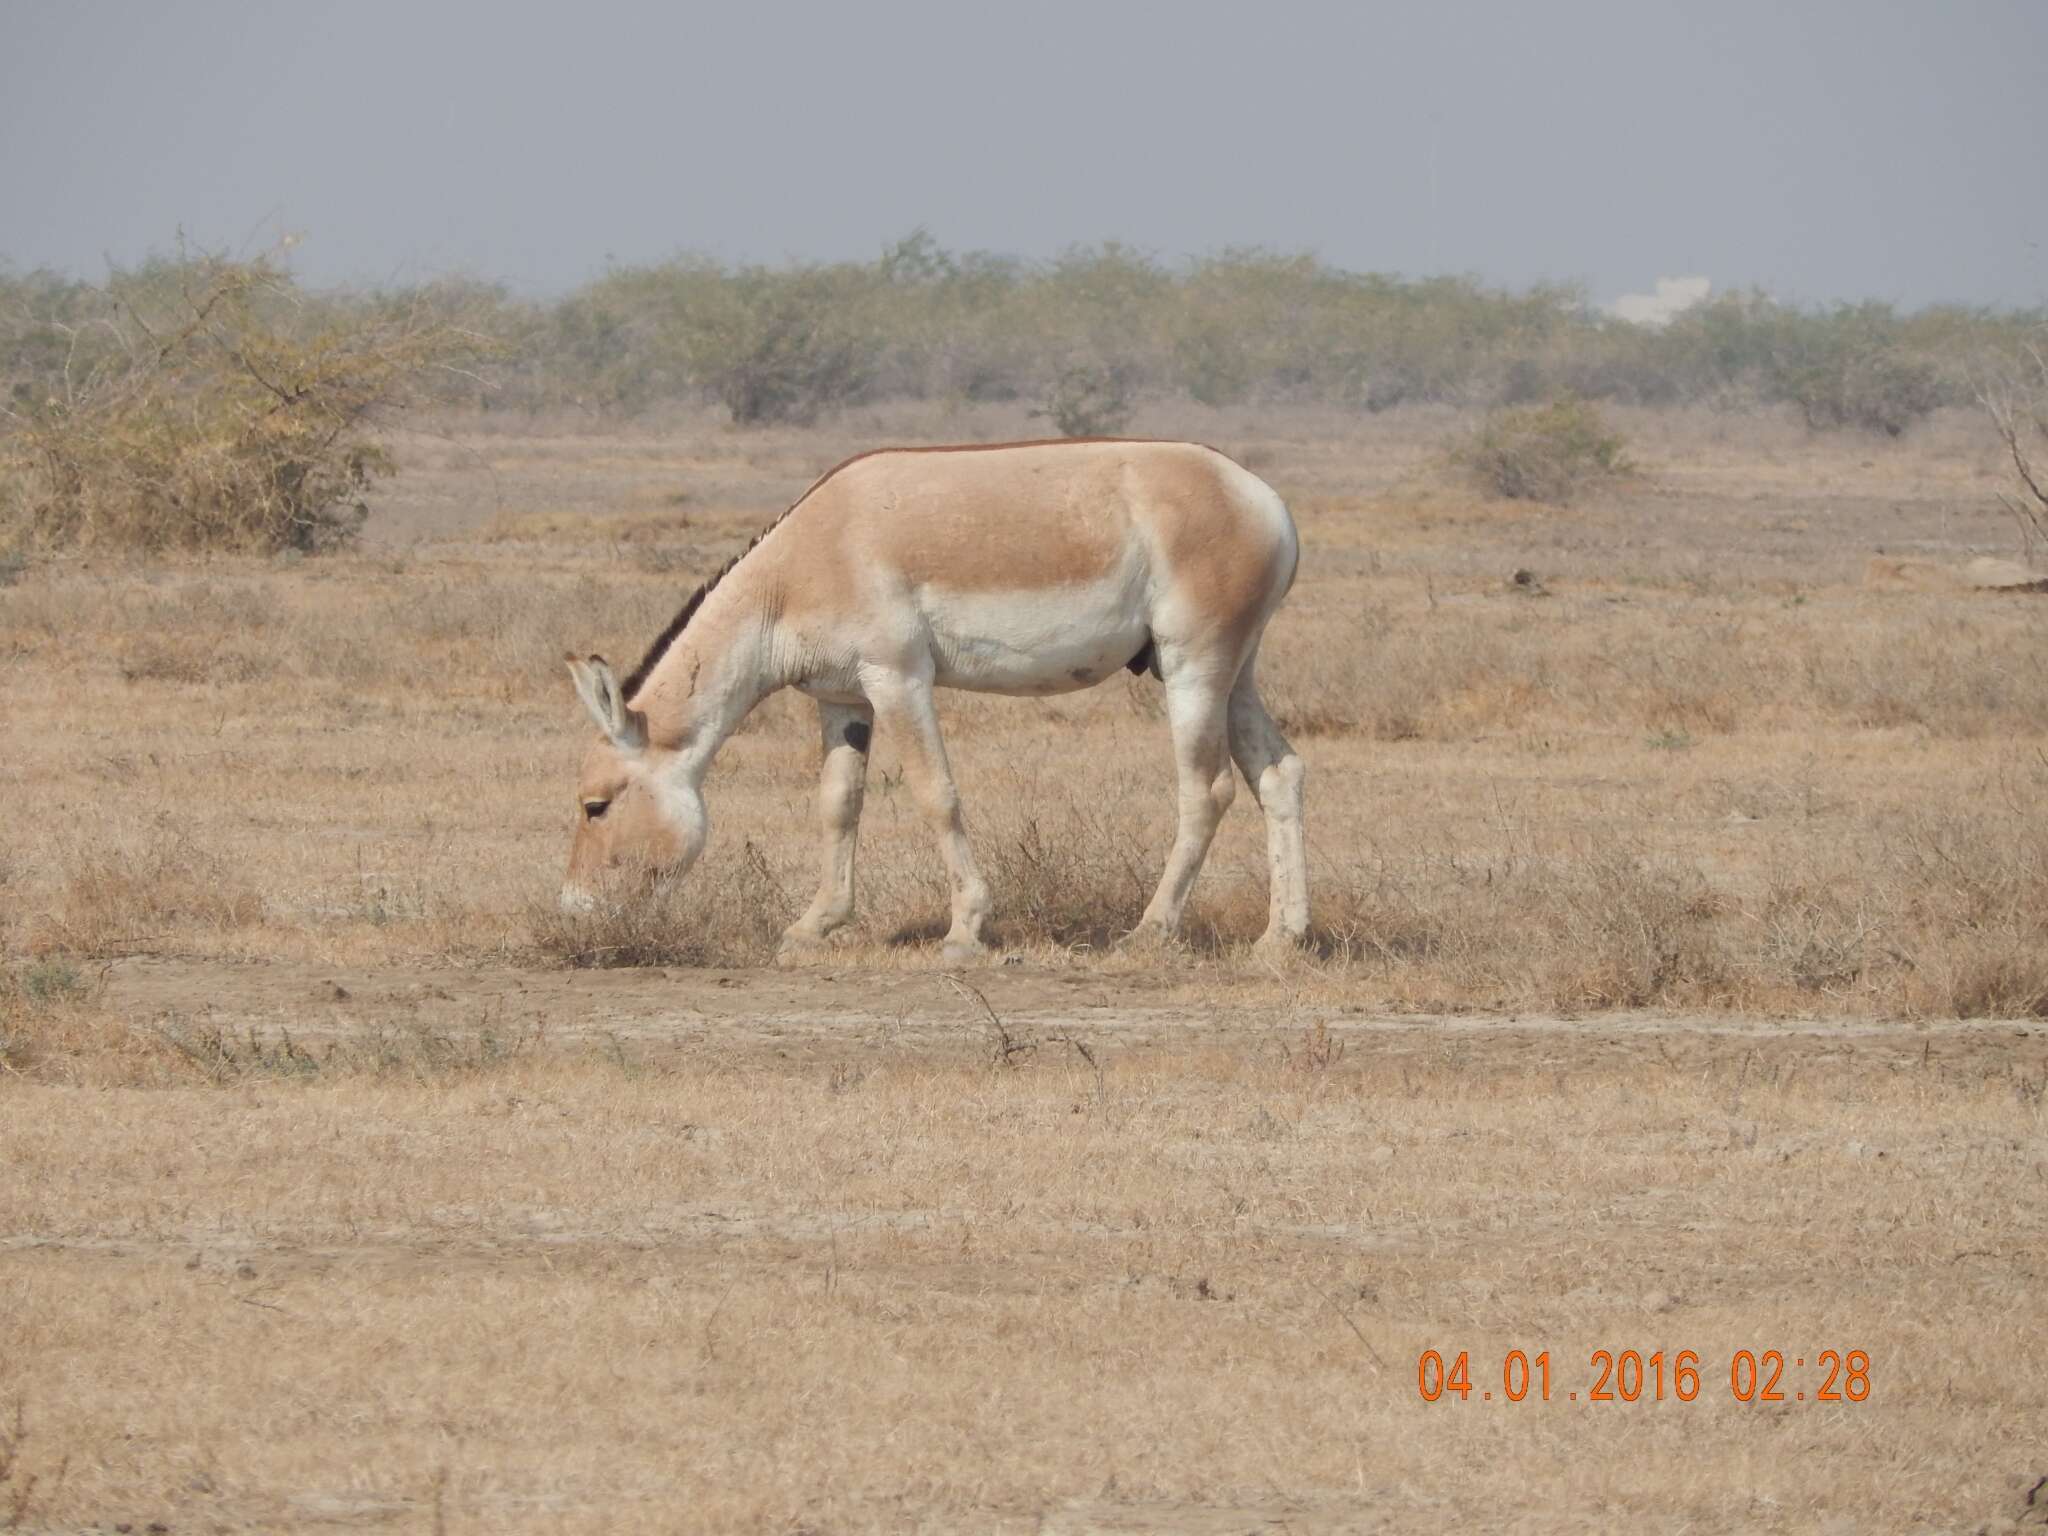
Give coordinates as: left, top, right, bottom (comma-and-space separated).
4, 233, 2042, 435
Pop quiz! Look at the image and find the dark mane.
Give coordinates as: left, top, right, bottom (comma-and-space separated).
617, 436, 1203, 703
618, 578, 718, 702
619, 533, 775, 703
618, 462, 842, 702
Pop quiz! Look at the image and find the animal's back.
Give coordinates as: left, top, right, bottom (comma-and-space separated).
769, 439, 1294, 697
805, 438, 1288, 593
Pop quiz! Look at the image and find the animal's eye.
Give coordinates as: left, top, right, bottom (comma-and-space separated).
582, 800, 611, 821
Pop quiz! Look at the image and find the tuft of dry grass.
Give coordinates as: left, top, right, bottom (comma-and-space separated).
27, 843, 264, 959
526, 839, 791, 968
975, 799, 1156, 951
0, 959, 94, 1074
152, 1011, 556, 1086
1298, 793, 2048, 1018
0, 958, 173, 1085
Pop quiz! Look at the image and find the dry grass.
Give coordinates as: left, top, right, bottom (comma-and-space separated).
525, 839, 792, 968
1, 1018, 2043, 1531
1, 958, 109, 1077
3, 401, 2040, 1013
26, 841, 265, 958
3, 400, 2047, 1528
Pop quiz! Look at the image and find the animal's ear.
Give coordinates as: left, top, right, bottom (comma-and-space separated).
564, 653, 647, 752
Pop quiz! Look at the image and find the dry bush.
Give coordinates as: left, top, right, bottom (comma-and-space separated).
1305, 786, 2048, 1018
1448, 397, 1631, 503
1526, 849, 1733, 1008
1, 253, 488, 553
1258, 603, 1471, 740
1250, 575, 2048, 746
28, 843, 264, 958
1979, 336, 2048, 563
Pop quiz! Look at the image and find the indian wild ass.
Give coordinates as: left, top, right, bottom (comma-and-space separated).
562, 438, 1308, 960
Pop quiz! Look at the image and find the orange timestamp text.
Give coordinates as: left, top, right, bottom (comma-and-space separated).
1417, 1348, 1871, 1404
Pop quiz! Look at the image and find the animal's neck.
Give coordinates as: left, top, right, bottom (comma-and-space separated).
634, 592, 780, 784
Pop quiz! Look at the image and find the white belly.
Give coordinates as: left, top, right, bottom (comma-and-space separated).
922, 572, 1150, 696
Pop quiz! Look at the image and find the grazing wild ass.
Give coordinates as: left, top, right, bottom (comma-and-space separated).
562, 438, 1308, 960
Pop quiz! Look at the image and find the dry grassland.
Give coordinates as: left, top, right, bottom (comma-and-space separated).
2, 401, 2046, 1531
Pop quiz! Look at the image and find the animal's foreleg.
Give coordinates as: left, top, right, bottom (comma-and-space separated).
781, 700, 873, 954
865, 671, 991, 962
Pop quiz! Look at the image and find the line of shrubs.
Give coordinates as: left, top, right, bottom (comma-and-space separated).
9, 233, 2037, 430
2, 234, 2040, 551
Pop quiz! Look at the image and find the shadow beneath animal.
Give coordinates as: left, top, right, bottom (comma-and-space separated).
886, 907, 1320, 961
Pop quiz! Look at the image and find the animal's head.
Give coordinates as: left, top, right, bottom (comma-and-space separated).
559, 654, 706, 912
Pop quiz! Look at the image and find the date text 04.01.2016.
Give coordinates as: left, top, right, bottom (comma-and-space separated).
1416, 1349, 1871, 1404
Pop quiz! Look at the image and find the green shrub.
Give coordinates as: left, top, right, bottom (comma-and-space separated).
1724, 300, 1951, 437
9, 238, 2036, 429
673, 263, 877, 426
1449, 397, 1631, 503
1034, 363, 1135, 438
1781, 347, 1943, 437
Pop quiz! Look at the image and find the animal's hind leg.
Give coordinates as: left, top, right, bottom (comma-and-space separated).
1227, 656, 1309, 952
780, 699, 873, 955
1131, 661, 1237, 942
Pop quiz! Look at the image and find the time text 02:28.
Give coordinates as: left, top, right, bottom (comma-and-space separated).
1416, 1349, 1871, 1404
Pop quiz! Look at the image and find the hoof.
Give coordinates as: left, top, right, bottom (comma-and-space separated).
941, 938, 990, 966
776, 925, 844, 966
1115, 921, 1178, 954
1252, 930, 1308, 963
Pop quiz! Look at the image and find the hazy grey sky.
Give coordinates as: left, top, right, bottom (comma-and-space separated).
3, 0, 2044, 307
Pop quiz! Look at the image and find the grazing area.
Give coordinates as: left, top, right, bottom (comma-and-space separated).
3, 401, 2046, 1531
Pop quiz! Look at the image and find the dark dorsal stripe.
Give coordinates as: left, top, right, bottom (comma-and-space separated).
619, 579, 718, 702
618, 436, 1210, 704
619, 513, 806, 703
